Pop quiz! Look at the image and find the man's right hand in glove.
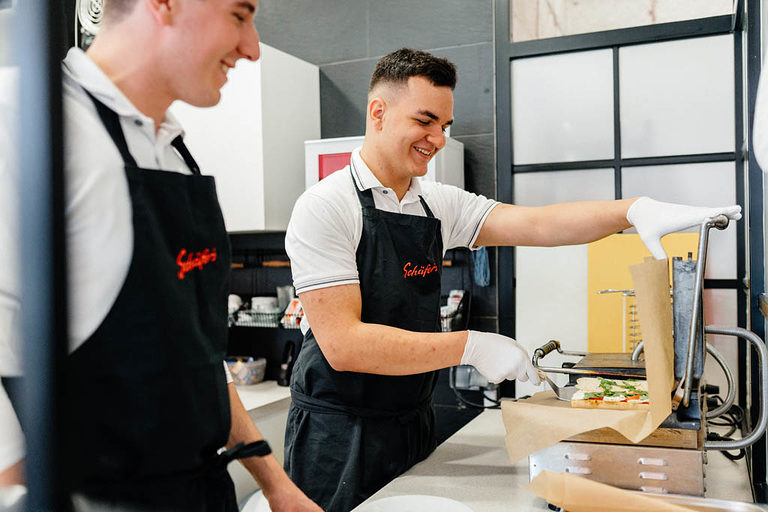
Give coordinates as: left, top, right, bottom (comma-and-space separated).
627, 197, 741, 260
460, 331, 541, 385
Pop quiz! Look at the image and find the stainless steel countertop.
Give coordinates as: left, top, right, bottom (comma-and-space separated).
355, 409, 759, 511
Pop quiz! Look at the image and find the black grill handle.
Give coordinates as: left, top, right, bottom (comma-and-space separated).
533, 340, 561, 364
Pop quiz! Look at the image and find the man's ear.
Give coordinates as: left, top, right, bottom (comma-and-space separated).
145, 0, 174, 25
368, 97, 386, 131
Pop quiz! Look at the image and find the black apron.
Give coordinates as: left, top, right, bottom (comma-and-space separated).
64, 92, 252, 511
284, 166, 443, 511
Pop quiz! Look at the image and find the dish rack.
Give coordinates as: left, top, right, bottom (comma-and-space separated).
230, 311, 303, 329
233, 310, 283, 328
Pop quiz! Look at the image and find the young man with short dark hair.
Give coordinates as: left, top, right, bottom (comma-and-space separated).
283, 47, 741, 511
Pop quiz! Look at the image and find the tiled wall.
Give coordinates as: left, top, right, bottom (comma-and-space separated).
254, 0, 499, 331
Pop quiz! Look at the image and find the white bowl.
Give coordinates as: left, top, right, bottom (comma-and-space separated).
250, 296, 279, 312
228, 294, 243, 314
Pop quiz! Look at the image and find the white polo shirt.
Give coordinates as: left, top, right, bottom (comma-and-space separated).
286, 148, 498, 302
0, 66, 23, 473
0, 385, 23, 472
0, 49, 234, 371
0, 66, 21, 379
1, 48, 244, 472
60, 48, 194, 353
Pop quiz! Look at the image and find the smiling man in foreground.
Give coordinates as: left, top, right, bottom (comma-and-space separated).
0, 0, 320, 510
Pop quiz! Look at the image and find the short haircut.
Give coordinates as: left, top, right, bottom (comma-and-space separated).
103, 0, 138, 23
369, 48, 457, 92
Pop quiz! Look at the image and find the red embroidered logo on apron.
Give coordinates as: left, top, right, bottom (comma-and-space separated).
402, 261, 438, 279
176, 248, 217, 279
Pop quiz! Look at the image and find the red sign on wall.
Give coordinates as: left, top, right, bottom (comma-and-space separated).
318, 152, 352, 180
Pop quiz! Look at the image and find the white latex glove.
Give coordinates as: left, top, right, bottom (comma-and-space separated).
460, 331, 541, 385
627, 197, 742, 260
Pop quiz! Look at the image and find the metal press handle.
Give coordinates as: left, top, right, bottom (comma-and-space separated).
533, 340, 562, 361
703, 326, 768, 451
631, 340, 736, 419
532, 340, 640, 379
705, 342, 737, 419
673, 215, 730, 410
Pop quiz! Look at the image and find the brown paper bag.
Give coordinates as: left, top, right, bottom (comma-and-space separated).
525, 470, 695, 512
502, 258, 674, 463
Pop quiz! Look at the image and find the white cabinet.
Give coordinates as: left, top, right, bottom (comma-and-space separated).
171, 44, 320, 232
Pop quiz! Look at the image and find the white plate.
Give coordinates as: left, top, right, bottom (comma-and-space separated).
240, 490, 271, 512
0, 485, 26, 512
357, 495, 474, 512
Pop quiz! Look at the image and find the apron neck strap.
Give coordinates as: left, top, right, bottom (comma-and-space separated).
418, 195, 435, 218
350, 166, 436, 218
85, 90, 138, 168
84, 91, 201, 175
170, 136, 201, 175
350, 163, 375, 209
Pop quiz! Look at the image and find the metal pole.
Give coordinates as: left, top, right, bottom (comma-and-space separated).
16, 0, 69, 509
743, 0, 766, 502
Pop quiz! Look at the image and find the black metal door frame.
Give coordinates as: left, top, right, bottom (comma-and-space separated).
9, 0, 70, 508
494, 0, 765, 500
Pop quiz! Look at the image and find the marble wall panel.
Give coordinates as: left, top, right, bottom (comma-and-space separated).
511, 0, 733, 42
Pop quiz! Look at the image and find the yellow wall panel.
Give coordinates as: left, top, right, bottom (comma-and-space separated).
587, 233, 698, 353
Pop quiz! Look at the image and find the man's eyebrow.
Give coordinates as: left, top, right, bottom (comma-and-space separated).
235, 1, 256, 13
416, 109, 453, 125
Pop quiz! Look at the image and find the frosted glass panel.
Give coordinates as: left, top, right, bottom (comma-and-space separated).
512, 50, 614, 164
620, 35, 735, 158
511, 0, 735, 42
622, 162, 737, 278
514, 169, 614, 206
702, 289, 739, 404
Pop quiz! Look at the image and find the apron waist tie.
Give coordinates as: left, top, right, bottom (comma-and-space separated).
214, 441, 270, 468
291, 389, 431, 425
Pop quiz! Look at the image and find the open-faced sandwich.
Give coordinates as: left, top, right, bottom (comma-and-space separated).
570, 376, 650, 410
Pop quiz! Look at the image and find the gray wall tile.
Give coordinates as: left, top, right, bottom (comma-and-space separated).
431, 44, 494, 137
255, 0, 368, 65
454, 134, 496, 199
320, 45, 494, 139
368, 0, 493, 56
320, 59, 378, 138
